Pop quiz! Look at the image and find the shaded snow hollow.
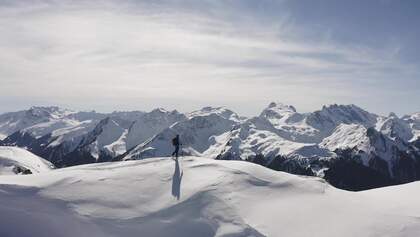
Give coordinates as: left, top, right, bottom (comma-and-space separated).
1, 156, 420, 237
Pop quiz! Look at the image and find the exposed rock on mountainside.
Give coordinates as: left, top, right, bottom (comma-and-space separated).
1, 104, 419, 190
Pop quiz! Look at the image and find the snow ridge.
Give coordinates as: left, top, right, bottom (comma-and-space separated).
1, 157, 420, 236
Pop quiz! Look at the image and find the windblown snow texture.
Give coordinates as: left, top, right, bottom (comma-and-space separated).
1, 157, 420, 237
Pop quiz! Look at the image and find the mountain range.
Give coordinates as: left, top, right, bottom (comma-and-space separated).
1, 103, 419, 190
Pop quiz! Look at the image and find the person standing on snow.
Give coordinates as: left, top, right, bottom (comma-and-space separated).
171, 134, 180, 159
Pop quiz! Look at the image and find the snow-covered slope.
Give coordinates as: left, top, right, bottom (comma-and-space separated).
75, 117, 131, 159
0, 106, 66, 139
125, 108, 186, 150
0, 106, 105, 140
187, 106, 241, 122
0, 107, 182, 167
68, 109, 187, 163
321, 123, 420, 182
254, 103, 379, 144
123, 107, 238, 160
1, 104, 419, 190
321, 124, 370, 152
376, 112, 415, 142
258, 102, 319, 143
0, 157, 420, 237
0, 146, 54, 175
305, 104, 378, 141
216, 117, 332, 162
116, 103, 420, 190
0, 107, 109, 167
402, 112, 420, 141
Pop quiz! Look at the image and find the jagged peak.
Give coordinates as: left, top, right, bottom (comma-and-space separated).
142, 108, 185, 121
188, 106, 239, 122
147, 108, 183, 116
28, 106, 65, 114
192, 106, 230, 114
266, 102, 297, 112
29, 105, 61, 111
320, 103, 366, 113
25, 106, 74, 119
150, 108, 169, 114
388, 112, 399, 118
96, 116, 112, 127
313, 103, 378, 125
377, 112, 414, 141
402, 112, 420, 121
259, 102, 298, 122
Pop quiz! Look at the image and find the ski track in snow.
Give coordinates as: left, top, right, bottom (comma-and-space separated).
1, 156, 420, 237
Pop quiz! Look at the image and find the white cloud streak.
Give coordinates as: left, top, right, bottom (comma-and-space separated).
0, 0, 418, 116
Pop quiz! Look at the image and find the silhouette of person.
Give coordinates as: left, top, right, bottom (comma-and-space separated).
171, 134, 180, 159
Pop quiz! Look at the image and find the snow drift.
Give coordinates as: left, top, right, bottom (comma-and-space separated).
0, 156, 420, 237
0, 146, 54, 175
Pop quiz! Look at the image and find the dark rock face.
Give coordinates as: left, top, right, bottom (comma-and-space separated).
368, 155, 389, 177
323, 156, 396, 191
215, 151, 238, 161
1, 105, 419, 192
13, 165, 33, 175
237, 143, 420, 191
1, 131, 39, 148
392, 151, 420, 183
328, 144, 420, 191
59, 149, 97, 167
266, 156, 315, 176
0, 131, 80, 168
414, 138, 420, 149
252, 154, 267, 166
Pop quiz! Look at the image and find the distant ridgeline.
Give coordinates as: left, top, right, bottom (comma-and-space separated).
1, 104, 419, 191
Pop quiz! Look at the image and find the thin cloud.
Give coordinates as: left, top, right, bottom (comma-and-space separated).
0, 0, 418, 116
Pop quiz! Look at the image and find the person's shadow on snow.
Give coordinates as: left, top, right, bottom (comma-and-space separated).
172, 158, 183, 200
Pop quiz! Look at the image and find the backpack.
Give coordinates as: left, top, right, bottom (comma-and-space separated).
172, 137, 177, 146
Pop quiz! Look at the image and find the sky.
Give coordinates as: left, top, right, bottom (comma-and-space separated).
0, 0, 419, 116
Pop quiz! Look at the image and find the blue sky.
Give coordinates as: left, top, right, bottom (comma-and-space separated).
0, 0, 419, 116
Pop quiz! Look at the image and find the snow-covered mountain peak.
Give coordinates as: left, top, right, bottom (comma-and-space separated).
150, 107, 169, 114
1, 103, 420, 188
27, 106, 74, 119
143, 108, 184, 120
0, 107, 81, 140
188, 106, 240, 122
320, 124, 369, 152
119, 109, 186, 151
403, 112, 420, 124
74, 117, 129, 159
402, 112, 420, 140
216, 119, 317, 161
308, 104, 378, 131
388, 112, 398, 118
123, 107, 240, 160
377, 113, 414, 141
410, 112, 420, 120
319, 104, 372, 118
267, 102, 297, 112
109, 111, 145, 121
259, 102, 301, 124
